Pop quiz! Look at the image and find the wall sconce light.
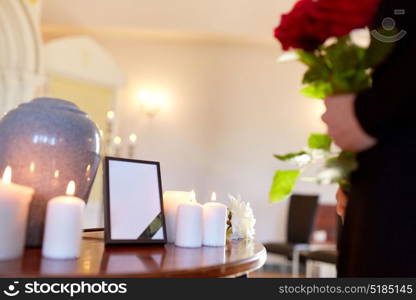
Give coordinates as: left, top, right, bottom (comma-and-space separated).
137, 89, 166, 117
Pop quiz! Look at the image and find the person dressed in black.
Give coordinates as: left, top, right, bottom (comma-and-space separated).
322, 0, 416, 276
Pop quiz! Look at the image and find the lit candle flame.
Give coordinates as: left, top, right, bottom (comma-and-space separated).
211, 192, 217, 202
54, 170, 60, 178
189, 190, 196, 202
66, 181, 76, 196
2, 166, 11, 184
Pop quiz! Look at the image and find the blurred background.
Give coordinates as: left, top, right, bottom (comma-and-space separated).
1, 0, 339, 277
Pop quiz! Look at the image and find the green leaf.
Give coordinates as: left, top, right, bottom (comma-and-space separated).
349, 70, 372, 92
297, 50, 331, 86
302, 65, 330, 84
274, 151, 307, 161
332, 70, 357, 91
337, 150, 355, 160
269, 170, 300, 203
308, 133, 332, 150
326, 45, 362, 71
297, 33, 380, 98
295, 50, 321, 67
300, 81, 333, 99
326, 151, 358, 174
324, 36, 365, 70
331, 69, 371, 94
315, 34, 372, 94
323, 151, 357, 191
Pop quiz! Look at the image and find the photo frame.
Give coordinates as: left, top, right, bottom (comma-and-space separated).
104, 157, 167, 245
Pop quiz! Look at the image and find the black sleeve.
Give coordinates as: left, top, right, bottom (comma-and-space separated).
354, 0, 416, 139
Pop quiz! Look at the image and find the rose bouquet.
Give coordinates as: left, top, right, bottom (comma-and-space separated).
269, 0, 393, 202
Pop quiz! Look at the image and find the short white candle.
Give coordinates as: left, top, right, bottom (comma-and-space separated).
42, 181, 85, 260
175, 191, 202, 248
0, 166, 34, 261
202, 192, 227, 247
163, 190, 191, 243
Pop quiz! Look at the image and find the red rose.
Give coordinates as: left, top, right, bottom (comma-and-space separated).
274, 0, 323, 51
274, 0, 380, 51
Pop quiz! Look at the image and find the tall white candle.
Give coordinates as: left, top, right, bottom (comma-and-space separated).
42, 181, 85, 260
0, 166, 34, 261
202, 192, 227, 247
163, 190, 191, 243
175, 192, 202, 248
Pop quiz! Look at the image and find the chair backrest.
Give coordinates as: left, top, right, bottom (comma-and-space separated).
287, 194, 319, 244
313, 204, 337, 243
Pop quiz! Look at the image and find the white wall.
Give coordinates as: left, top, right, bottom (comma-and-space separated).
42, 0, 296, 39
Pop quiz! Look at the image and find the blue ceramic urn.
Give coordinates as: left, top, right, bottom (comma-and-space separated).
0, 98, 101, 247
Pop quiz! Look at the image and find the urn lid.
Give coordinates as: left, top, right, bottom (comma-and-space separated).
20, 97, 87, 116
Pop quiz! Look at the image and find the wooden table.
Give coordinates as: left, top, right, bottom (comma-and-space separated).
0, 232, 267, 278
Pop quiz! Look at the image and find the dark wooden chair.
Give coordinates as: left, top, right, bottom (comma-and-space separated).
264, 194, 319, 276
301, 216, 343, 277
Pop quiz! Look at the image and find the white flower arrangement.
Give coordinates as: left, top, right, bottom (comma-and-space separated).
227, 194, 256, 240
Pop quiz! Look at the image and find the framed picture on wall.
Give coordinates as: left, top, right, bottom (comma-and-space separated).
103, 157, 167, 245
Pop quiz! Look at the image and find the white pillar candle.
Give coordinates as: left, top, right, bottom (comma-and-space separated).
163, 190, 191, 243
0, 166, 34, 261
42, 181, 85, 260
175, 192, 202, 248
202, 192, 227, 247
